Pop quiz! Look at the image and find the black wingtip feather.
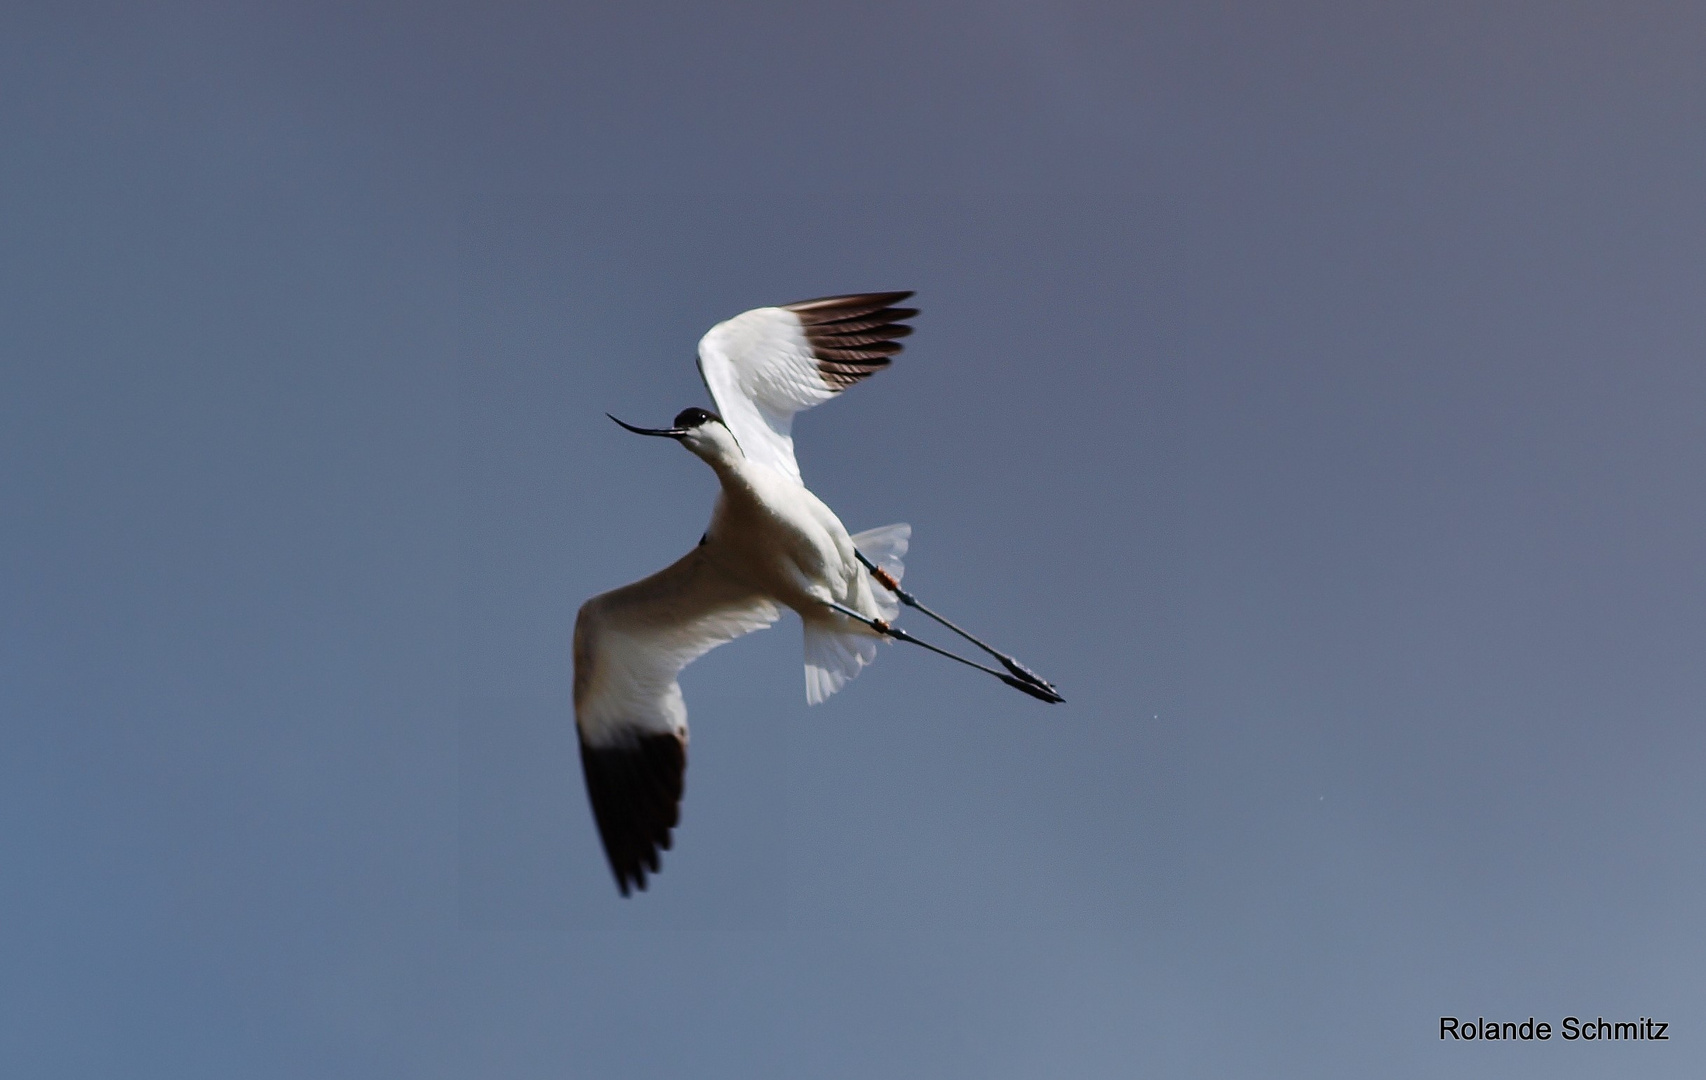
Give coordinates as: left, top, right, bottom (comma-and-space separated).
784, 290, 913, 318
579, 730, 687, 896
781, 292, 918, 392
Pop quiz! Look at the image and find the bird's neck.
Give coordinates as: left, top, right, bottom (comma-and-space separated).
689, 441, 754, 490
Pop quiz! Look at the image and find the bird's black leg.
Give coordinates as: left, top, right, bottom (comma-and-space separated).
824, 600, 1064, 704
853, 551, 1064, 702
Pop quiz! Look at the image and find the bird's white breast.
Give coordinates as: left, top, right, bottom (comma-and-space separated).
702, 462, 860, 616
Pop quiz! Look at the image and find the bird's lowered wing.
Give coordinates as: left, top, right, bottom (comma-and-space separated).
573, 545, 781, 894
696, 292, 916, 481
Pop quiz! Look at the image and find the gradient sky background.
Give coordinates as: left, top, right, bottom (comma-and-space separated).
4, 2, 1704, 1076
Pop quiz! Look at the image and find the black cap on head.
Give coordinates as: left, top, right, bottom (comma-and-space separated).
672, 407, 720, 429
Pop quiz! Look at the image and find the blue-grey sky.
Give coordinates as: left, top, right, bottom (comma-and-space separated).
4, 2, 1703, 1076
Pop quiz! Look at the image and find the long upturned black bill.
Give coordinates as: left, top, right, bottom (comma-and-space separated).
607, 413, 688, 438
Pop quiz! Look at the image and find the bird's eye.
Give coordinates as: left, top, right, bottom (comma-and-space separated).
673, 407, 719, 428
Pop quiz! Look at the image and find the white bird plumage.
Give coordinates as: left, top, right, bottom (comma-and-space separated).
574, 292, 918, 894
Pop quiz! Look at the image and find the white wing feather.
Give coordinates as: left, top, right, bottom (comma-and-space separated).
696, 293, 915, 482
574, 546, 780, 747
574, 546, 779, 894
696, 307, 825, 480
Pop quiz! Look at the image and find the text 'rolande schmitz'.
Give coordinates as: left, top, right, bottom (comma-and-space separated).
1440, 1017, 1669, 1041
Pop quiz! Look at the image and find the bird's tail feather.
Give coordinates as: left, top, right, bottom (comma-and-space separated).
802, 523, 911, 705
803, 617, 879, 705
850, 523, 910, 623
851, 523, 909, 579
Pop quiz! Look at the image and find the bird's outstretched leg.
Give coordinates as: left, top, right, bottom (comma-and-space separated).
824, 599, 1064, 704
853, 551, 1064, 703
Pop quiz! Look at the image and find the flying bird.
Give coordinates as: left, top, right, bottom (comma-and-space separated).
576, 292, 1061, 895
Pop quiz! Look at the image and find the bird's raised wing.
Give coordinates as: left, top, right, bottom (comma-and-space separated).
696, 292, 917, 481
573, 545, 781, 894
